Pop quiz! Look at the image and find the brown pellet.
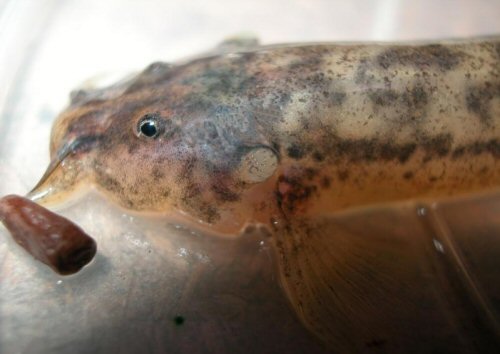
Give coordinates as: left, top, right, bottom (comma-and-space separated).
0, 194, 96, 275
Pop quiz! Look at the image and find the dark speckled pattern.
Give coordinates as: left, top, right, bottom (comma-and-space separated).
31, 36, 500, 232
24, 37, 500, 351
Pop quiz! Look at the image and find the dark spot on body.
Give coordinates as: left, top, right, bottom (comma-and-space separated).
95, 168, 124, 195
181, 182, 221, 223
312, 151, 324, 162
321, 176, 331, 188
479, 165, 489, 174
368, 84, 429, 122
332, 137, 416, 163
337, 170, 349, 181
276, 172, 319, 213
403, 171, 414, 179
453, 139, 500, 157
379, 143, 400, 160
328, 91, 347, 106
354, 60, 370, 85
161, 188, 171, 198
377, 44, 462, 71
163, 120, 180, 139
334, 139, 376, 161
178, 157, 197, 181
203, 204, 220, 223
287, 144, 305, 159
369, 89, 399, 106
211, 183, 240, 202
465, 82, 500, 125
406, 85, 428, 107
287, 48, 324, 72
203, 121, 219, 139
380, 142, 417, 163
152, 167, 165, 179
182, 182, 201, 200
396, 143, 417, 163
422, 134, 452, 158
304, 168, 317, 180
452, 146, 466, 159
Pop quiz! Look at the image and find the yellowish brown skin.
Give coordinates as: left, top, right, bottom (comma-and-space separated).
29, 36, 500, 351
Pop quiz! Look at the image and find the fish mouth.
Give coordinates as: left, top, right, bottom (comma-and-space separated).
28, 135, 100, 203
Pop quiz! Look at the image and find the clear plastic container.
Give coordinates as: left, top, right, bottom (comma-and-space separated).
0, 1, 499, 353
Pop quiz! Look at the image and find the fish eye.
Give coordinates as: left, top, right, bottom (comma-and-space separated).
137, 113, 161, 138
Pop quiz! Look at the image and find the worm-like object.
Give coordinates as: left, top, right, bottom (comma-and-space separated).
0, 195, 96, 275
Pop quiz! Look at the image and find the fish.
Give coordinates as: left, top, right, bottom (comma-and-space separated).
3, 36, 500, 351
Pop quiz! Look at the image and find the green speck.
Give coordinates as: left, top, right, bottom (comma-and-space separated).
174, 315, 185, 326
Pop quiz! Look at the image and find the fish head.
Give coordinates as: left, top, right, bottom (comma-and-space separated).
30, 61, 281, 232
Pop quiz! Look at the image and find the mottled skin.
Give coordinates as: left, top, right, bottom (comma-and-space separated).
29, 37, 500, 350
32, 37, 500, 234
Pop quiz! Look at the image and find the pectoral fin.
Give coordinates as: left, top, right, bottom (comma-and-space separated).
275, 191, 500, 352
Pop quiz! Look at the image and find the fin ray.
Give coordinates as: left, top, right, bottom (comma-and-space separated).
275, 192, 500, 352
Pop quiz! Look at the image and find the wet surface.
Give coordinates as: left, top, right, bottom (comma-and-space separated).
0, 192, 326, 354
1, 1, 499, 353
273, 190, 500, 352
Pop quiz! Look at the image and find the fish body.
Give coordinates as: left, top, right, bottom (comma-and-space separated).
32, 37, 500, 232
28, 36, 500, 351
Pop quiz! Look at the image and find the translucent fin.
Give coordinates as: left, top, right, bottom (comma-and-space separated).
275, 191, 500, 352
185, 34, 261, 61
216, 34, 260, 52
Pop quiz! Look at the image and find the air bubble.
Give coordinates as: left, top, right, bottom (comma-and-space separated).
416, 206, 427, 216
433, 239, 445, 253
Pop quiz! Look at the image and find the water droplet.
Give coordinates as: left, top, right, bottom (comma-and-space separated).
195, 252, 210, 263
56, 280, 63, 285
50, 233, 61, 241
226, 52, 242, 59
416, 206, 427, 216
433, 239, 445, 253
